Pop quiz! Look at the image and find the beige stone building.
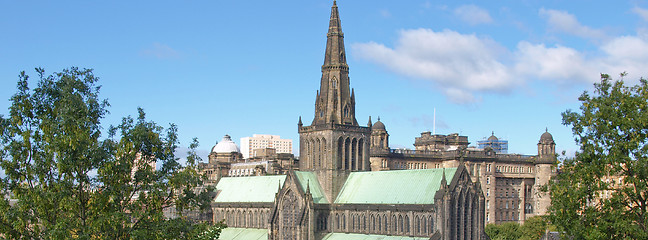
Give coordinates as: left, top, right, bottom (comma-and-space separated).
201, 134, 297, 182
241, 134, 293, 159
369, 123, 557, 224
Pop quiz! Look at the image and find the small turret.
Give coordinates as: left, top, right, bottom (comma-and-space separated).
370, 117, 389, 150
537, 128, 556, 163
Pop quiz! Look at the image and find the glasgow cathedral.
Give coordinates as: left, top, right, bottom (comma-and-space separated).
201, 2, 557, 239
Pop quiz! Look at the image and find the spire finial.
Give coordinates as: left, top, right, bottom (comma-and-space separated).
492, 131, 494, 136
545, 127, 548, 132
306, 179, 311, 194
377, 116, 380, 121
441, 168, 447, 186
333, 0, 337, 6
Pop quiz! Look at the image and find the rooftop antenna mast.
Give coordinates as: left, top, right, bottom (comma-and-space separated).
433, 108, 436, 135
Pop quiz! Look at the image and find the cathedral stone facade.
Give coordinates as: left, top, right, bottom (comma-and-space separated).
209, 2, 490, 239
368, 125, 557, 224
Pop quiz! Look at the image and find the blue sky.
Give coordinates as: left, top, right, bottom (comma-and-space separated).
2, 0, 648, 160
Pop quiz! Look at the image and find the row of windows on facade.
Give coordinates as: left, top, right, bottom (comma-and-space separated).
486, 177, 524, 185
494, 165, 533, 174
484, 164, 535, 174
214, 209, 270, 229
316, 213, 435, 236
382, 162, 535, 174
486, 200, 534, 212
250, 143, 291, 146
390, 161, 442, 170
485, 187, 531, 198
229, 168, 256, 176
485, 210, 530, 222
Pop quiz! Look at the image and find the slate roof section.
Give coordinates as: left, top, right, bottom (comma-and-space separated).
218, 228, 268, 240
334, 168, 457, 204
321, 232, 430, 240
214, 175, 286, 203
294, 171, 329, 204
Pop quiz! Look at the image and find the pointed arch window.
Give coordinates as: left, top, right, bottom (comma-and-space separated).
343, 105, 350, 118
279, 191, 299, 240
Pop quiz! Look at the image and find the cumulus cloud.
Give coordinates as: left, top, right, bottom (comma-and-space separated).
140, 42, 181, 59
632, 7, 648, 22
352, 8, 648, 104
599, 35, 648, 76
539, 8, 606, 40
352, 29, 513, 104
514, 42, 596, 82
454, 5, 493, 25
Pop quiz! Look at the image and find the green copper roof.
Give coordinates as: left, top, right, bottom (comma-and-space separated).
214, 175, 286, 203
334, 168, 457, 204
218, 228, 268, 240
321, 232, 429, 240
294, 171, 329, 204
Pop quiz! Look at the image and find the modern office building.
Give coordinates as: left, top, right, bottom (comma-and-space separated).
240, 134, 293, 159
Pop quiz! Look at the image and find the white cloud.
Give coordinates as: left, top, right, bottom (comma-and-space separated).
444, 88, 481, 105
352, 29, 513, 104
352, 8, 648, 104
632, 7, 648, 22
140, 42, 181, 59
599, 35, 648, 77
454, 5, 493, 25
514, 42, 596, 83
539, 8, 606, 40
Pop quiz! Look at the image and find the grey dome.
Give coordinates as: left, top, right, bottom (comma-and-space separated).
487, 132, 498, 141
373, 119, 386, 131
540, 130, 554, 143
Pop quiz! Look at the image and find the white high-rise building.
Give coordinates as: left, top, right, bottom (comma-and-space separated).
240, 134, 293, 159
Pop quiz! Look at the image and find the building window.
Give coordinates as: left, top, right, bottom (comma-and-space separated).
487, 200, 490, 209
486, 188, 490, 197
486, 177, 490, 184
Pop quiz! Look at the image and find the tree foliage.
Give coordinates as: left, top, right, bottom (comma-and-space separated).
485, 216, 550, 240
0, 67, 219, 239
548, 73, 648, 239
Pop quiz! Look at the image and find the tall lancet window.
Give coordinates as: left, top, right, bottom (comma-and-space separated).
280, 190, 299, 240
331, 77, 337, 89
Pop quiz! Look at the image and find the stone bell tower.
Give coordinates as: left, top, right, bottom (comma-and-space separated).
298, 1, 371, 203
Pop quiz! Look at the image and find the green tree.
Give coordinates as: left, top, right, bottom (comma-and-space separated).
0, 67, 218, 239
548, 73, 648, 239
519, 216, 549, 240
485, 222, 521, 240
485, 216, 551, 240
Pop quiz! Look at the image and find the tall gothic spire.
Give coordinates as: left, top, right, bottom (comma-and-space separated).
323, 0, 345, 67
312, 1, 357, 126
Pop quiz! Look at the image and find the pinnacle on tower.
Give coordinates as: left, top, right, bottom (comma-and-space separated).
311, 0, 357, 126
